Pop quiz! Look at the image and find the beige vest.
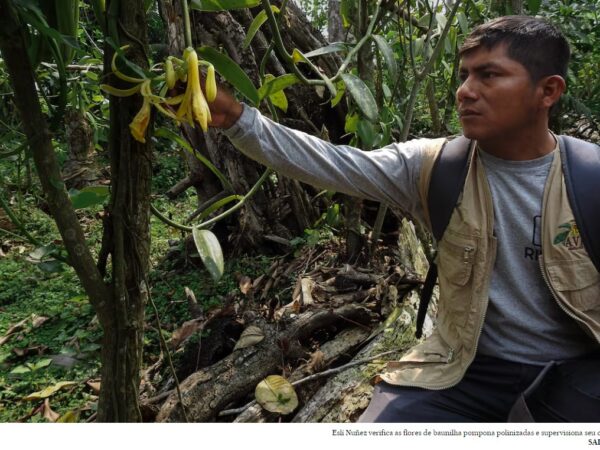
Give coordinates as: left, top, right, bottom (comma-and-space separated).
381, 138, 600, 389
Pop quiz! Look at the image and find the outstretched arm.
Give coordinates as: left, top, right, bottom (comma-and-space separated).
204, 84, 435, 225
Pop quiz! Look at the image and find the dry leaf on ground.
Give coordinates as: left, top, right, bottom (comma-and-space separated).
23, 381, 78, 401
233, 325, 264, 351
169, 318, 203, 349
255, 375, 299, 415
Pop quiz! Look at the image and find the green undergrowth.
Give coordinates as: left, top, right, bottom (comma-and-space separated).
0, 185, 278, 422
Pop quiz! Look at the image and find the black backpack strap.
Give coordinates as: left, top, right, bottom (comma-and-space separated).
559, 135, 600, 272
428, 136, 473, 241
416, 136, 472, 338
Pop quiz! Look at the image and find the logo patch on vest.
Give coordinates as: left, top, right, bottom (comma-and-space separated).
554, 220, 583, 251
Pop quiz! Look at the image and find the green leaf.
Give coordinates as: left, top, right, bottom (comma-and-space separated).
325, 203, 340, 227
371, 35, 398, 80
31, 358, 52, 370
553, 230, 569, 245
23, 380, 78, 401
303, 42, 347, 59
344, 113, 359, 133
331, 81, 346, 107
192, 228, 224, 282
84, 71, 99, 81
190, 0, 261, 11
198, 194, 243, 221
69, 186, 110, 210
357, 119, 376, 149
57, 410, 80, 423
340, 0, 352, 28
269, 90, 288, 112
527, 0, 542, 14
10, 365, 31, 375
457, 12, 469, 35
243, 6, 279, 49
340, 74, 379, 122
197, 46, 259, 106
291, 48, 307, 64
436, 13, 447, 33
37, 260, 65, 273
258, 73, 300, 100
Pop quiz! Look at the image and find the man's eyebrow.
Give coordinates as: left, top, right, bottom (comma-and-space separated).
459, 62, 504, 73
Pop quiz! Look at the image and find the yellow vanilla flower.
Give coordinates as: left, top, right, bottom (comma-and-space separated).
165, 57, 176, 89
205, 64, 217, 102
101, 46, 216, 139
176, 48, 212, 131
129, 95, 151, 143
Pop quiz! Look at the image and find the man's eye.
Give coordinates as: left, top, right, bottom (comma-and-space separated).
483, 72, 497, 79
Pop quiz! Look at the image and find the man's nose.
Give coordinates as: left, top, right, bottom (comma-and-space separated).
456, 76, 478, 103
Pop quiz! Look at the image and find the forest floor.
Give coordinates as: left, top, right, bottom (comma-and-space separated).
0, 185, 423, 422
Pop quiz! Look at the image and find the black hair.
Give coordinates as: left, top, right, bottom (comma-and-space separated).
459, 16, 570, 82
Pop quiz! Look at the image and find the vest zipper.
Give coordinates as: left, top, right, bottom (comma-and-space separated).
388, 238, 496, 391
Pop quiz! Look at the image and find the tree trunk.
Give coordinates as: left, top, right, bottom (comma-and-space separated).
62, 109, 101, 189
1, 0, 153, 423
426, 80, 442, 135
511, 0, 524, 14
95, 0, 153, 422
157, 3, 349, 251
328, 0, 344, 42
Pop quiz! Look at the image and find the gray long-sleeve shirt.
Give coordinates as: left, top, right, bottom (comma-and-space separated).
223, 104, 429, 224
224, 105, 596, 364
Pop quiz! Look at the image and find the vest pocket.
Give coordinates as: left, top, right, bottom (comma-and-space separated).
546, 259, 600, 311
390, 332, 455, 367
436, 231, 477, 325
438, 239, 475, 286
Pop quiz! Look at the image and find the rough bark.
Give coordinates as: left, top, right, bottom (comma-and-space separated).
328, 0, 344, 42
62, 109, 101, 189
156, 304, 376, 422
234, 326, 370, 423
96, 0, 153, 422
292, 303, 416, 422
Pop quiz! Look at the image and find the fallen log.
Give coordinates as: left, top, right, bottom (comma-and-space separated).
156, 304, 376, 422
292, 295, 419, 422
233, 326, 370, 422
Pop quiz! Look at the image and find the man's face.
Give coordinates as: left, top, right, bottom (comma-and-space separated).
456, 44, 543, 143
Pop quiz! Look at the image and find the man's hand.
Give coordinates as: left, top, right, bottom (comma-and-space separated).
202, 78, 243, 129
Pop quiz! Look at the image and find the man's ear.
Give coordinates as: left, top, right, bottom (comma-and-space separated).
539, 75, 566, 109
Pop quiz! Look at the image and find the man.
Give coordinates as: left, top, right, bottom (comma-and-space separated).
207, 16, 600, 422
